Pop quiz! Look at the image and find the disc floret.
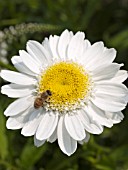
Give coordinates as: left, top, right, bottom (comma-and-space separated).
39, 61, 92, 112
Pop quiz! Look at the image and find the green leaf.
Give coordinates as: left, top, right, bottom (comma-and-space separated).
19, 139, 47, 170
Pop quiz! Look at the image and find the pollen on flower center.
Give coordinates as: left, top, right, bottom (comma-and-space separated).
38, 62, 91, 112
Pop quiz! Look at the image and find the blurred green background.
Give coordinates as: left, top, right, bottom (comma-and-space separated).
0, 0, 128, 170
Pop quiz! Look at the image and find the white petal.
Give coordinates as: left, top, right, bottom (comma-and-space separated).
124, 95, 128, 103
79, 40, 91, 60
102, 48, 116, 63
84, 103, 113, 128
82, 42, 104, 66
6, 117, 23, 129
4, 96, 33, 116
42, 38, 53, 60
49, 35, 59, 59
21, 108, 43, 136
34, 135, 45, 147
88, 48, 116, 71
47, 128, 57, 143
95, 82, 128, 98
1, 70, 36, 85
1, 84, 34, 98
6, 108, 31, 129
78, 132, 90, 144
27, 40, 51, 65
91, 93, 126, 112
19, 50, 40, 74
92, 63, 121, 81
105, 111, 124, 124
84, 40, 91, 50
58, 29, 73, 60
78, 110, 103, 134
112, 70, 128, 83
65, 113, 85, 141
11, 56, 36, 76
36, 112, 58, 140
57, 116, 77, 156
67, 32, 85, 60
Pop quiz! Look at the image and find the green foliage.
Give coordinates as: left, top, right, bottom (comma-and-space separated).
19, 139, 47, 170
0, 0, 128, 169
0, 102, 8, 160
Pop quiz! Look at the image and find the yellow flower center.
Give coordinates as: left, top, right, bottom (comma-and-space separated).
39, 62, 91, 112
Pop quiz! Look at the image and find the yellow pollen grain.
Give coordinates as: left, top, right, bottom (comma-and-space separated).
39, 62, 90, 111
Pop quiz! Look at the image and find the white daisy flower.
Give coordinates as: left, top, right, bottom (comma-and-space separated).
1, 30, 128, 156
